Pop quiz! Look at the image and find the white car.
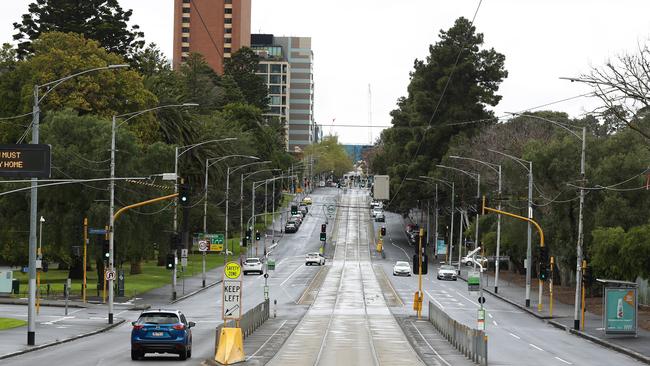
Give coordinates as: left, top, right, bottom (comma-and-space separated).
461, 255, 488, 267
437, 265, 458, 281
392, 261, 412, 276
305, 252, 325, 266
372, 207, 383, 218
243, 258, 263, 275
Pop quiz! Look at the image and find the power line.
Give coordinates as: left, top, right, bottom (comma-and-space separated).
189, 0, 224, 61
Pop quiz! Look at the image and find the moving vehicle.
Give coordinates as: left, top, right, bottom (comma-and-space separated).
305, 252, 326, 266
393, 261, 412, 276
243, 258, 263, 275
370, 200, 382, 209
285, 221, 298, 233
131, 310, 194, 360
461, 255, 488, 267
437, 265, 458, 281
375, 211, 385, 222
372, 207, 383, 218
299, 203, 308, 216
302, 196, 313, 205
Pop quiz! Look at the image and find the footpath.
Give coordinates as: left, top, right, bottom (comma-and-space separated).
457, 266, 650, 364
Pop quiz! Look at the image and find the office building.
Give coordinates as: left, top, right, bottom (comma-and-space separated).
173, 0, 251, 74
251, 34, 316, 152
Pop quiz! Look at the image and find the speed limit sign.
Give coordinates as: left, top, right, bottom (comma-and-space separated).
198, 240, 208, 252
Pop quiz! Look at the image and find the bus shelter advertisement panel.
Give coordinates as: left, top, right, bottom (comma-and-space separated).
605, 287, 636, 334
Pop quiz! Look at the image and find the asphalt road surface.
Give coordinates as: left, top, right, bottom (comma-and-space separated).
2, 188, 339, 366
374, 211, 645, 366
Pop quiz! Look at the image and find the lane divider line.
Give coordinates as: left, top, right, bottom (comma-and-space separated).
529, 343, 544, 351
509, 332, 521, 339
555, 356, 573, 364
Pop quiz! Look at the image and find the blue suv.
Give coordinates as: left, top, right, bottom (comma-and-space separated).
131, 310, 194, 360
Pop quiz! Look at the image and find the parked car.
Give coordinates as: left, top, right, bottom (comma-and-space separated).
299, 203, 308, 216
291, 214, 303, 226
392, 261, 412, 276
437, 265, 458, 281
302, 196, 313, 205
319, 181, 326, 187
370, 200, 381, 208
461, 255, 488, 267
243, 258, 263, 275
285, 221, 298, 233
405, 223, 419, 235
131, 310, 194, 360
372, 207, 383, 218
375, 211, 385, 222
305, 252, 326, 266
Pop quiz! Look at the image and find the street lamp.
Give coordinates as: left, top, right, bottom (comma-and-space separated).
109, 103, 198, 323
171, 138, 236, 300
450, 156, 503, 294
420, 176, 455, 266
507, 111, 587, 329
240, 168, 282, 247
488, 149, 534, 308
405, 178, 435, 253
436, 165, 480, 274
27, 63, 128, 345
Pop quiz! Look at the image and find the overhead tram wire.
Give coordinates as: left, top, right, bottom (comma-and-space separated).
190, 0, 224, 60
388, 0, 484, 207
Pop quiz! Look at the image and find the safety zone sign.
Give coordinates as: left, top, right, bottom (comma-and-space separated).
222, 279, 242, 320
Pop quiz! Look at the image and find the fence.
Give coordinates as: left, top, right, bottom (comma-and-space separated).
428, 301, 488, 365
214, 299, 270, 349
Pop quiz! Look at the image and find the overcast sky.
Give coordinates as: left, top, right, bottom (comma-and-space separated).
2, 1, 649, 144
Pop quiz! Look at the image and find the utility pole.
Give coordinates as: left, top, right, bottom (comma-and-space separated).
574, 127, 587, 330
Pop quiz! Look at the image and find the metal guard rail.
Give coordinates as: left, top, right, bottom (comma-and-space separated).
428, 301, 488, 365
215, 299, 270, 349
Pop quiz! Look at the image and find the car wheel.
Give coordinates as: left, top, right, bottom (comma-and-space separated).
188, 349, 192, 358
131, 350, 142, 361
179, 348, 188, 360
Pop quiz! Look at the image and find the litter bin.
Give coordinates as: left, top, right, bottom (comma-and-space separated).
12, 279, 19, 294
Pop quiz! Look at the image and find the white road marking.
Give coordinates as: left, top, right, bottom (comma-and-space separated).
280, 265, 304, 286
529, 343, 544, 351
488, 313, 493, 319
245, 320, 288, 360
410, 321, 452, 366
493, 321, 498, 326
509, 332, 521, 339
454, 290, 480, 306
424, 289, 445, 309
42, 316, 74, 325
555, 356, 572, 364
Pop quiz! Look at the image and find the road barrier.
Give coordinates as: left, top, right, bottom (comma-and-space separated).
214, 299, 270, 351
428, 301, 488, 365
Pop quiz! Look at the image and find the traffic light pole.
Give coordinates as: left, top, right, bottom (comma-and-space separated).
108, 115, 117, 324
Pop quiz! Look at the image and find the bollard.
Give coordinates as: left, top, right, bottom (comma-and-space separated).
64, 278, 71, 315
273, 299, 277, 318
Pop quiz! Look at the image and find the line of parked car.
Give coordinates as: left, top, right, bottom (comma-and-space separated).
284, 199, 310, 233
371, 200, 385, 222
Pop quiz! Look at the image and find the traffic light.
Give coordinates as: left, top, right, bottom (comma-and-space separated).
102, 239, 110, 260
320, 232, 326, 241
538, 246, 549, 280
412, 254, 428, 275
169, 232, 181, 250
245, 229, 252, 241
42, 260, 48, 273
582, 265, 592, 286
166, 254, 175, 270
179, 183, 190, 207
255, 230, 261, 241
380, 226, 386, 236
291, 205, 298, 215
321, 224, 327, 233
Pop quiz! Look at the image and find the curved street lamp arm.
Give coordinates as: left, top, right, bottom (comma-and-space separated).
487, 149, 530, 172
436, 165, 479, 181
507, 112, 582, 140
178, 138, 237, 157
206, 154, 257, 169
229, 161, 271, 175
38, 64, 129, 102
116, 103, 199, 126
449, 156, 500, 174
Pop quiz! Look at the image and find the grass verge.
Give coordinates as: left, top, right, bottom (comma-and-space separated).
0, 317, 27, 330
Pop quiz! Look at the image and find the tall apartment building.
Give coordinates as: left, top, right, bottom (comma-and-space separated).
251, 34, 316, 153
173, 0, 251, 73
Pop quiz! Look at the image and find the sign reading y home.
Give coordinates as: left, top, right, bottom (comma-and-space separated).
0, 144, 51, 178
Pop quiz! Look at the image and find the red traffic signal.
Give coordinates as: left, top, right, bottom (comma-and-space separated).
321, 224, 327, 233
380, 226, 386, 236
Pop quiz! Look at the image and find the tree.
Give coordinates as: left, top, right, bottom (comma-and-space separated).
224, 47, 269, 110
372, 17, 507, 214
304, 136, 353, 178
13, 0, 144, 59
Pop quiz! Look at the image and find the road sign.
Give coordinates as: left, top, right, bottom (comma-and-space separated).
105, 269, 116, 281
0, 144, 51, 178
181, 249, 188, 258
486, 255, 510, 261
88, 228, 107, 235
478, 296, 486, 304
224, 262, 241, 279
201, 233, 224, 252
477, 309, 486, 330
222, 279, 242, 320
468, 271, 480, 292
198, 240, 208, 252
181, 257, 188, 267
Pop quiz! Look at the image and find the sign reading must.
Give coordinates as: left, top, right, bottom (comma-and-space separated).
0, 144, 51, 178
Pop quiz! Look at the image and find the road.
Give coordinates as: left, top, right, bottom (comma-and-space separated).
374, 211, 645, 366
267, 189, 423, 366
2, 188, 339, 365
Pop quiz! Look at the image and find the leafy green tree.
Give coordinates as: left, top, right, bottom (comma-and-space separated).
304, 136, 353, 177
13, 0, 144, 59
224, 47, 269, 110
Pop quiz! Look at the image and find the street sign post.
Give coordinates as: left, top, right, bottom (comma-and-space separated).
477, 308, 486, 330
105, 269, 116, 281
198, 240, 208, 252
468, 271, 480, 292
222, 262, 242, 321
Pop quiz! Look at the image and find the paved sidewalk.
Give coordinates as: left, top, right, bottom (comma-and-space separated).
456, 266, 650, 364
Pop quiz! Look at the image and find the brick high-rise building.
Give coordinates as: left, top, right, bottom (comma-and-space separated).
173, 0, 251, 74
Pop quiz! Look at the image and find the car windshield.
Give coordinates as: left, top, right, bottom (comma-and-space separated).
137, 313, 179, 325
246, 259, 260, 264
395, 262, 409, 267
307, 253, 318, 258
440, 265, 455, 270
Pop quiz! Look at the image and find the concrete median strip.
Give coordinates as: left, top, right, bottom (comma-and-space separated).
0, 319, 125, 360
171, 278, 223, 304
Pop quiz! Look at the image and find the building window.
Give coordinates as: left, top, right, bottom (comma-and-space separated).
225, 0, 232, 3
270, 96, 282, 105
183, 0, 190, 2
225, 28, 232, 34
225, 8, 232, 14
270, 64, 282, 73
257, 64, 268, 73
182, 17, 190, 23
182, 27, 190, 32
182, 37, 189, 42
270, 75, 282, 84
224, 18, 232, 24
224, 47, 231, 53
270, 107, 281, 114
224, 38, 232, 44
269, 85, 281, 94
182, 47, 190, 52
182, 7, 190, 13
